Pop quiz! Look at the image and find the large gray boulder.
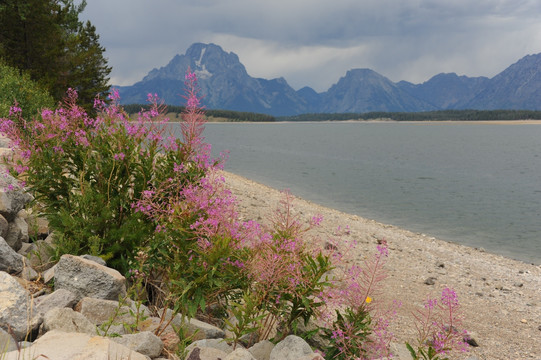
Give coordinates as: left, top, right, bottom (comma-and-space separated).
0, 173, 32, 221
75, 297, 134, 326
112, 331, 164, 358
0, 271, 37, 341
33, 288, 78, 320
269, 335, 314, 360
4, 216, 28, 252
41, 307, 97, 336
54, 254, 126, 301
0, 236, 24, 274
75, 297, 151, 333
0, 236, 37, 280
80, 254, 107, 266
1, 330, 148, 360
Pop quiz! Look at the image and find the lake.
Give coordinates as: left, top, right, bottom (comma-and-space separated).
181, 121, 541, 265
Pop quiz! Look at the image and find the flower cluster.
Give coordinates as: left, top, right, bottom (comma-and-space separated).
0, 69, 472, 360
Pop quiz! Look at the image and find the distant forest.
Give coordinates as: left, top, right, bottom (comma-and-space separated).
124, 104, 541, 122
280, 109, 541, 122
123, 104, 276, 122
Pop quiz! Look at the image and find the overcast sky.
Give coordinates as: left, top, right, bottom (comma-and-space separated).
80, 0, 541, 92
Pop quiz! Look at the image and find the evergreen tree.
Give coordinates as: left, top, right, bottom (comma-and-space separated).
67, 21, 111, 113
0, 0, 110, 110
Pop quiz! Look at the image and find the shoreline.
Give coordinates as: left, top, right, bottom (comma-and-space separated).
205, 119, 541, 125
222, 170, 541, 359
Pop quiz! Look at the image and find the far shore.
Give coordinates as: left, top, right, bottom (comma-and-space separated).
203, 119, 541, 125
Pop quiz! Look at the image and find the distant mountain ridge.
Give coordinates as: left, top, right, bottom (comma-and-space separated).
117, 43, 541, 116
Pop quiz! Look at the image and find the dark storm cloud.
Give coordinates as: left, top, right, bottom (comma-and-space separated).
80, 0, 541, 91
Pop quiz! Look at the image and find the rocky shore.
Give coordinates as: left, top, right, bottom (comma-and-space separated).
0, 153, 326, 359
222, 171, 541, 360
0, 162, 539, 359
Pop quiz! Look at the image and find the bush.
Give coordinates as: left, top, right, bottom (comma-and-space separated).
1, 71, 471, 359
0, 61, 54, 119
0, 78, 207, 272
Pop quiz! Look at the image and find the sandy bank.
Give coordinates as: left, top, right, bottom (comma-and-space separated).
222, 171, 541, 360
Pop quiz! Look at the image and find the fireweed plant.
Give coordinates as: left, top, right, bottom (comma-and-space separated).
318, 239, 400, 359
1, 71, 470, 359
406, 288, 470, 360
0, 78, 207, 272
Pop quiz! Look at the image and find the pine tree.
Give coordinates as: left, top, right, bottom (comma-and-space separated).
0, 0, 110, 110
67, 21, 111, 113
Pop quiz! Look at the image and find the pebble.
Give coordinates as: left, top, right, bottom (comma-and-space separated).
465, 336, 479, 347
424, 277, 437, 285
521, 319, 528, 324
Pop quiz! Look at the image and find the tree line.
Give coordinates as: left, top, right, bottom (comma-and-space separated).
124, 104, 276, 122
279, 109, 541, 122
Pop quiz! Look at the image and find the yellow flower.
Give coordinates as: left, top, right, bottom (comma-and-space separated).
365, 296, 372, 304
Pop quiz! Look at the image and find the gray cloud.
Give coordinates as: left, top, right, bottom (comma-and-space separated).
80, 0, 541, 91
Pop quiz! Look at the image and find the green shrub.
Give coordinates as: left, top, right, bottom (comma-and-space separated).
0, 61, 54, 119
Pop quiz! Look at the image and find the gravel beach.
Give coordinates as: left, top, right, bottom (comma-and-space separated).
223, 171, 541, 360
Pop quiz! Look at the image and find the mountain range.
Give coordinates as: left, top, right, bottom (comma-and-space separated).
117, 43, 541, 116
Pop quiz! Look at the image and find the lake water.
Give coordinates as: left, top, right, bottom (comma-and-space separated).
186, 122, 541, 265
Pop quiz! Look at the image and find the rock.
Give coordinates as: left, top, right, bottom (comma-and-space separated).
0, 327, 17, 352
112, 331, 164, 358
17, 241, 34, 256
0, 135, 10, 148
18, 264, 38, 281
7, 216, 29, 248
0, 236, 24, 273
186, 338, 234, 355
324, 241, 338, 251
0, 173, 32, 222
225, 347, 257, 360
186, 346, 228, 360
33, 288, 78, 320
75, 297, 135, 327
54, 254, 126, 301
165, 308, 225, 340
1, 330, 148, 360
81, 254, 107, 266
25, 212, 49, 239
390, 342, 414, 359
158, 326, 181, 353
41, 307, 97, 336
295, 318, 330, 349
424, 277, 437, 285
0, 214, 8, 238
465, 335, 479, 347
24, 239, 55, 271
248, 340, 274, 360
42, 265, 55, 284
269, 335, 313, 360
436, 261, 445, 268
0, 272, 38, 341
